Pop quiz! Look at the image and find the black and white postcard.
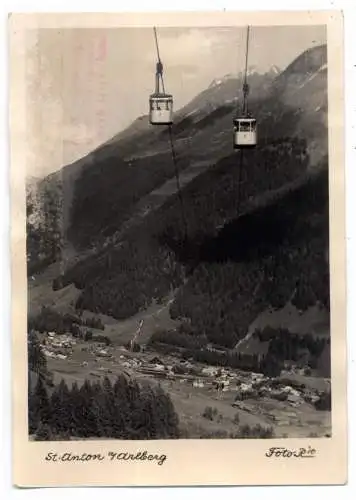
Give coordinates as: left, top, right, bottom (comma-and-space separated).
9, 10, 347, 487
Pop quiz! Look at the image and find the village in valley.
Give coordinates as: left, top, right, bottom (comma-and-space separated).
34, 310, 331, 439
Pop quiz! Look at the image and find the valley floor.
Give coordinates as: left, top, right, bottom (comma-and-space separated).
41, 333, 331, 439
29, 277, 331, 440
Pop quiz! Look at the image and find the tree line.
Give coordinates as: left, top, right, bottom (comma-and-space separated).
256, 327, 329, 368
149, 322, 330, 379
150, 334, 282, 377
29, 375, 180, 440
28, 306, 105, 335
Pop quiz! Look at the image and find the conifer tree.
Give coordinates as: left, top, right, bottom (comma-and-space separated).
78, 379, 98, 438
154, 384, 180, 438
28, 376, 38, 435
141, 386, 160, 439
112, 375, 130, 438
101, 376, 116, 436
126, 379, 141, 409
130, 385, 152, 440
28, 330, 47, 379
50, 379, 71, 435
68, 381, 82, 436
35, 422, 53, 441
89, 381, 107, 438
29, 377, 51, 435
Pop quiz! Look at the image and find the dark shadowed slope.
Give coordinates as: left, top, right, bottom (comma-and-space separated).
169, 166, 329, 348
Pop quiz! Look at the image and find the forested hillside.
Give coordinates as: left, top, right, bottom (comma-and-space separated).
170, 166, 329, 348
28, 44, 329, 355
57, 136, 312, 318
67, 151, 190, 250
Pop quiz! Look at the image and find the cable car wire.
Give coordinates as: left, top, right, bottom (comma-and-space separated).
168, 125, 188, 242
153, 27, 188, 242
236, 149, 244, 215
243, 26, 250, 83
242, 25, 250, 116
153, 27, 161, 63
236, 26, 251, 214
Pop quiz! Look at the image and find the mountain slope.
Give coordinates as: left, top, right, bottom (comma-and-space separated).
28, 67, 283, 261
40, 45, 325, 261
169, 166, 329, 347
29, 43, 329, 356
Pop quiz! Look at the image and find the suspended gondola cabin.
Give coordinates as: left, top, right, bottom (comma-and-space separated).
233, 117, 257, 149
233, 26, 257, 150
149, 92, 173, 125
149, 29, 173, 126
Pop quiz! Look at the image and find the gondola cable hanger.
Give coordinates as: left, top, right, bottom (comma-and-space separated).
153, 27, 166, 95
242, 24, 250, 117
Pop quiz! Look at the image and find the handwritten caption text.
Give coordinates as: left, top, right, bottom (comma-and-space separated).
45, 450, 167, 466
265, 446, 317, 459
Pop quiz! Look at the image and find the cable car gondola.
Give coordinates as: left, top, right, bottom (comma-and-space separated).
233, 117, 257, 149
149, 29, 173, 126
149, 90, 173, 126
233, 26, 257, 150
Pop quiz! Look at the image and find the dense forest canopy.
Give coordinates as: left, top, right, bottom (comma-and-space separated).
29, 373, 180, 440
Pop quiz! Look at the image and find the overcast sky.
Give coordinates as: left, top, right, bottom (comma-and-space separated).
25, 25, 326, 178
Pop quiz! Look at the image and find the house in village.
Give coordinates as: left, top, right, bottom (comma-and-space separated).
150, 356, 164, 366
201, 366, 219, 377
205, 343, 229, 355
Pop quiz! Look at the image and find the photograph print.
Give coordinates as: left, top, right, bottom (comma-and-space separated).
25, 22, 332, 443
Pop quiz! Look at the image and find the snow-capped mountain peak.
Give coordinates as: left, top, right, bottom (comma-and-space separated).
270, 64, 281, 74
208, 73, 236, 89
